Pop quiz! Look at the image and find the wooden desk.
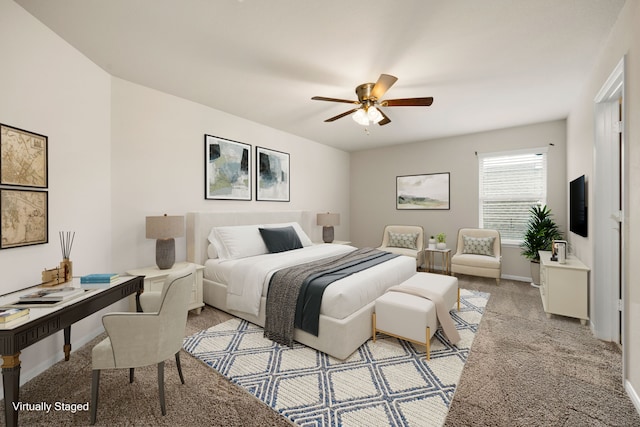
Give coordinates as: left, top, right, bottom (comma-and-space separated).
0, 275, 144, 427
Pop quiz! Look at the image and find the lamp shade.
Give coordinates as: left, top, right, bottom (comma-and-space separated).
146, 215, 185, 239
317, 213, 340, 227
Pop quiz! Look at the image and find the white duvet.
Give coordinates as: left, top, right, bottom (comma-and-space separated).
222, 244, 416, 319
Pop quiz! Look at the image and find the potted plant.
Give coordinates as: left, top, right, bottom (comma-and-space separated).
436, 233, 447, 250
428, 235, 436, 249
521, 205, 563, 286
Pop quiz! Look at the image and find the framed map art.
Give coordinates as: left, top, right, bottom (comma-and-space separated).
0, 123, 49, 249
0, 188, 48, 249
0, 123, 48, 188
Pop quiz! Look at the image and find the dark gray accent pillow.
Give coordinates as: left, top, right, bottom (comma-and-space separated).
259, 226, 303, 253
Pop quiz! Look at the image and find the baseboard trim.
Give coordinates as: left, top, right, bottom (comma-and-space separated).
626, 379, 640, 415
501, 274, 531, 283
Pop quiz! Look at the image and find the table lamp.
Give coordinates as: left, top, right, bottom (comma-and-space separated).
317, 212, 340, 243
146, 214, 185, 269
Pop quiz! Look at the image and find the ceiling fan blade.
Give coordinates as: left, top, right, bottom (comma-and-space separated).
325, 108, 360, 122
312, 96, 360, 105
370, 74, 398, 100
382, 97, 434, 107
378, 109, 391, 126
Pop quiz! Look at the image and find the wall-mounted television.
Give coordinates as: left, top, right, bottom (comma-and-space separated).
569, 174, 588, 237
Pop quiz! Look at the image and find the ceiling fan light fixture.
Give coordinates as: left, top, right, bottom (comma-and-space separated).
352, 108, 369, 126
367, 106, 383, 124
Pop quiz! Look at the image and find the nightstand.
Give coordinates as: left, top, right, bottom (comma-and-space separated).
126, 262, 204, 314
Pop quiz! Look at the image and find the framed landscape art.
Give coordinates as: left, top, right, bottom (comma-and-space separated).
0, 123, 48, 188
204, 134, 251, 200
0, 188, 48, 249
256, 147, 290, 202
396, 172, 450, 210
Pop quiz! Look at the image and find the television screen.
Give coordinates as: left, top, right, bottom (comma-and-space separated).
570, 175, 588, 237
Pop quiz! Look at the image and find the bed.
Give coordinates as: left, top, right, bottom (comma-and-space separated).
186, 211, 416, 359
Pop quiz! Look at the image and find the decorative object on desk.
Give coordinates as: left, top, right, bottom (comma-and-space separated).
19, 287, 85, 303
428, 235, 436, 249
396, 172, 450, 210
204, 134, 251, 200
520, 205, 563, 286
41, 265, 64, 287
436, 232, 447, 249
0, 188, 48, 249
59, 231, 75, 282
0, 308, 29, 323
316, 212, 340, 243
256, 146, 290, 202
146, 214, 185, 269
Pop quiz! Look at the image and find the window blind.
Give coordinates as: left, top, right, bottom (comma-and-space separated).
478, 148, 547, 244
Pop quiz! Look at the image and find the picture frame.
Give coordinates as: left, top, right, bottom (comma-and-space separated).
0, 123, 48, 188
0, 188, 48, 249
256, 147, 290, 202
204, 134, 251, 200
396, 172, 450, 210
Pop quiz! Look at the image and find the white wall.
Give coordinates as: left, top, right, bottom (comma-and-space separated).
0, 2, 351, 399
350, 120, 567, 280
110, 78, 351, 273
566, 0, 640, 412
0, 1, 112, 394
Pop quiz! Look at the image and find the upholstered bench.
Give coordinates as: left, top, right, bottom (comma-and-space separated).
372, 273, 459, 359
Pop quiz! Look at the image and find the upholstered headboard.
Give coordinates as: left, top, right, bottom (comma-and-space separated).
186, 211, 316, 265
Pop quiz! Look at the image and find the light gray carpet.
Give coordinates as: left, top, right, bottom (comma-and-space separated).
4, 276, 639, 426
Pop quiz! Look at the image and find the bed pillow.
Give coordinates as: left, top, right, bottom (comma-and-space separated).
259, 226, 303, 253
207, 243, 218, 259
208, 225, 269, 260
462, 235, 495, 256
388, 231, 419, 249
260, 222, 313, 247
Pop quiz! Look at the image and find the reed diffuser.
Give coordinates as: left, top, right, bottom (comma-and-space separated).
59, 231, 75, 282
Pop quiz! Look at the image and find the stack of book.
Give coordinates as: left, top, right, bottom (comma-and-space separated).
19, 287, 85, 303
80, 273, 119, 288
0, 308, 29, 323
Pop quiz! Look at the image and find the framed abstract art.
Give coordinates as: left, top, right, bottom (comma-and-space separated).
256, 146, 290, 202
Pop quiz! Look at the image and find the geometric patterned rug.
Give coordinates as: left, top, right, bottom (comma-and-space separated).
183, 289, 489, 427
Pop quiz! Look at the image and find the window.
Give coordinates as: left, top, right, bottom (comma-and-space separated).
478, 148, 548, 245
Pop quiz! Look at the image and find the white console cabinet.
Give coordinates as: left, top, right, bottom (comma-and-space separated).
538, 250, 589, 325
126, 262, 204, 314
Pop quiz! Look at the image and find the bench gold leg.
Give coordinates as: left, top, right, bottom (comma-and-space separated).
457, 288, 460, 311
372, 313, 377, 343
425, 326, 431, 360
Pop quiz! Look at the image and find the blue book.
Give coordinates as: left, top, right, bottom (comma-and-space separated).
80, 273, 119, 284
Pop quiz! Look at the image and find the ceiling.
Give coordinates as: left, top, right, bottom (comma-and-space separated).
16, 0, 625, 152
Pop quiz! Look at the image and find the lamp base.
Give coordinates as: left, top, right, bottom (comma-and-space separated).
322, 226, 334, 243
156, 238, 175, 269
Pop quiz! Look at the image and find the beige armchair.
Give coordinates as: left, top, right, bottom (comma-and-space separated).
90, 264, 195, 424
377, 225, 425, 269
451, 228, 502, 283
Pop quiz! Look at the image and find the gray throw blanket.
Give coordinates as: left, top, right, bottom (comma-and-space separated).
264, 247, 391, 347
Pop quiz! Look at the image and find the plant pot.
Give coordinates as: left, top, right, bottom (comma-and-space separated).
436, 242, 446, 250
428, 239, 436, 249
530, 260, 541, 286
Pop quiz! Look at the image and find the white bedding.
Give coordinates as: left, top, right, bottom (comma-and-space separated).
205, 244, 416, 319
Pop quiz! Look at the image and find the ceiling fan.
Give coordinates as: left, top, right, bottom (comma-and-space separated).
311, 74, 433, 126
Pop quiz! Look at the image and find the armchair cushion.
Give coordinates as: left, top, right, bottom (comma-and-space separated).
462, 235, 495, 256
388, 231, 419, 249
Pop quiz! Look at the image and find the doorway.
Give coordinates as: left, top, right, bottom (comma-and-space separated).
593, 58, 625, 353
